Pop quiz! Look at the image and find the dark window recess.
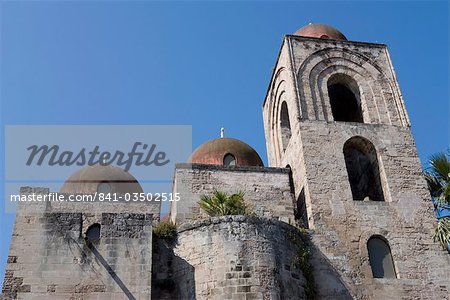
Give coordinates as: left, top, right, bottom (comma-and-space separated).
223, 154, 236, 166
280, 101, 292, 152
343, 137, 385, 201
86, 223, 101, 242
367, 236, 397, 278
328, 74, 363, 123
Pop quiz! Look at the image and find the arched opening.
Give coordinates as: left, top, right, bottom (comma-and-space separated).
328, 74, 363, 123
223, 153, 236, 166
367, 236, 396, 278
86, 223, 101, 242
280, 101, 292, 152
97, 182, 111, 194
286, 165, 295, 195
343, 137, 384, 201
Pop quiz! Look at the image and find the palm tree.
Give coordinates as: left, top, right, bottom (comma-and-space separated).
198, 190, 248, 217
424, 151, 450, 251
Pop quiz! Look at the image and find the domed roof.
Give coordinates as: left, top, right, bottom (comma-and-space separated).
294, 23, 347, 40
60, 164, 143, 194
189, 138, 264, 167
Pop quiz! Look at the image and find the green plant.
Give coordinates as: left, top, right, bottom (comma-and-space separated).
424, 151, 450, 250
288, 227, 316, 299
294, 245, 316, 299
198, 190, 250, 216
434, 217, 450, 249
153, 221, 177, 240
424, 151, 450, 205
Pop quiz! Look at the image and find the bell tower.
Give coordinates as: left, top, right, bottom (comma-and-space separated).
263, 24, 449, 299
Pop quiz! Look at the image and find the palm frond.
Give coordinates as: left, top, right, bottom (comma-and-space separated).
428, 153, 450, 184
198, 190, 249, 217
425, 151, 450, 201
424, 172, 444, 198
434, 217, 450, 250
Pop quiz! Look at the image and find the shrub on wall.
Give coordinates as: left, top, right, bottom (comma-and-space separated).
153, 221, 177, 240
198, 190, 251, 217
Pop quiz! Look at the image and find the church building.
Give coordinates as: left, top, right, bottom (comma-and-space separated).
2, 24, 449, 300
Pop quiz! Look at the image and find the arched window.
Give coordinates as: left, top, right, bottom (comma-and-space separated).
86, 223, 101, 242
223, 154, 236, 166
343, 137, 384, 201
280, 101, 292, 152
367, 236, 396, 278
328, 74, 363, 123
97, 182, 111, 194
286, 165, 295, 195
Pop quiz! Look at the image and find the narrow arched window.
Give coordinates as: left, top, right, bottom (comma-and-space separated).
223, 154, 236, 166
86, 223, 101, 242
97, 182, 111, 194
280, 101, 292, 152
343, 137, 384, 201
286, 165, 295, 195
367, 236, 396, 278
328, 74, 363, 123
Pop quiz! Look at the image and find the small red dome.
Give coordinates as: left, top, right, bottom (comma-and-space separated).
189, 138, 263, 167
294, 24, 347, 40
60, 164, 143, 194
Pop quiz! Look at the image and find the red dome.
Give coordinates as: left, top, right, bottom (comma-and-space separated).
294, 24, 347, 40
189, 138, 263, 167
60, 164, 143, 194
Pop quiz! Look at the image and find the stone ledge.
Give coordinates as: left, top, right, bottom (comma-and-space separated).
286, 34, 388, 48
298, 119, 410, 130
175, 163, 290, 174
177, 215, 302, 234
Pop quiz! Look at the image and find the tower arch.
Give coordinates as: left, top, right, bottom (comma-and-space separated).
280, 100, 292, 151
343, 136, 385, 201
327, 73, 363, 123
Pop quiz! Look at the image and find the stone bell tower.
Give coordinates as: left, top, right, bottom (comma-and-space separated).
263, 24, 449, 299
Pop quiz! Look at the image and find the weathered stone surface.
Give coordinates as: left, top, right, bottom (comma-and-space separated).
171, 164, 295, 224
263, 35, 450, 299
2, 190, 153, 299
153, 216, 318, 300
3, 30, 450, 300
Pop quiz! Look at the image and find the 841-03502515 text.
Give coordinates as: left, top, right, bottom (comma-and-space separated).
10, 192, 181, 202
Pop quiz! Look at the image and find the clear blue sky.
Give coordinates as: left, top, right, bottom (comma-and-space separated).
0, 1, 448, 282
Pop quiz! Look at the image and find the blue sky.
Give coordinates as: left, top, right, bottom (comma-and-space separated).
0, 1, 448, 282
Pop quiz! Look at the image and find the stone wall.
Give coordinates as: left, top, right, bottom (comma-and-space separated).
153, 216, 317, 300
262, 34, 450, 299
295, 121, 450, 299
289, 36, 409, 127
2, 187, 153, 299
170, 164, 295, 224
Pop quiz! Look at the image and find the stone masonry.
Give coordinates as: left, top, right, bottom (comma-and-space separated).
263, 34, 450, 299
2, 187, 154, 299
170, 163, 295, 224
153, 216, 316, 300
2, 27, 450, 300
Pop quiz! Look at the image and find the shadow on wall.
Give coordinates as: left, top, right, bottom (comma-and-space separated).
86, 241, 136, 300
151, 217, 354, 300
151, 239, 196, 300
308, 242, 354, 300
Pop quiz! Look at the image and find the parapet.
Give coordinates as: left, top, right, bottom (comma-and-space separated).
170, 163, 295, 223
